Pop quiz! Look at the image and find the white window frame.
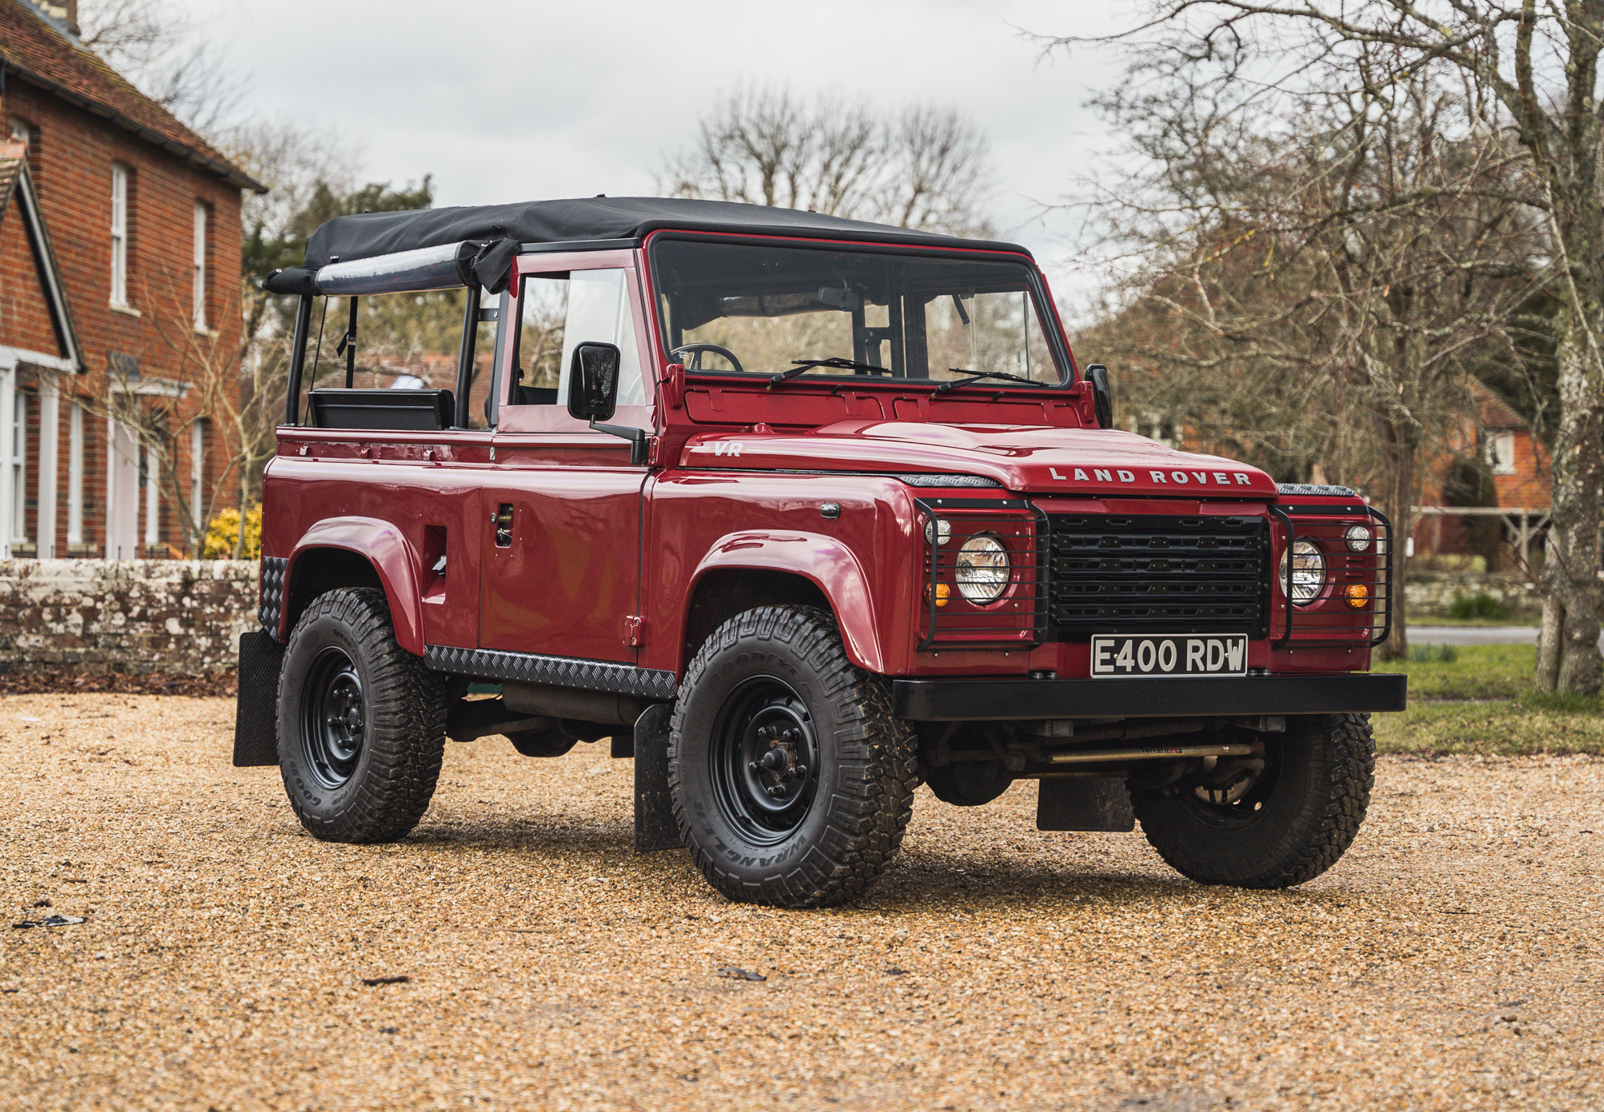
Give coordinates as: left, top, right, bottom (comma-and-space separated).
110, 164, 129, 308
67, 400, 83, 546
143, 441, 159, 550
190, 419, 205, 539
192, 200, 208, 331
1486, 431, 1517, 476
10, 386, 27, 546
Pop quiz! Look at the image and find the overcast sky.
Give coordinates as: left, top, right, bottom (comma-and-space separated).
184, 0, 1131, 318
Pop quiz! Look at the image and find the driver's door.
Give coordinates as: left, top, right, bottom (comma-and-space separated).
478, 251, 654, 664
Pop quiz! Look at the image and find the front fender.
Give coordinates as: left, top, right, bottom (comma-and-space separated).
690, 531, 884, 673
287, 517, 425, 655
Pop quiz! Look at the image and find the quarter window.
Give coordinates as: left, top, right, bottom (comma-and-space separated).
509, 269, 645, 406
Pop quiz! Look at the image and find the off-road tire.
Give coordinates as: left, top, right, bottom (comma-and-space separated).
277, 587, 447, 843
669, 605, 917, 908
1129, 713, 1374, 888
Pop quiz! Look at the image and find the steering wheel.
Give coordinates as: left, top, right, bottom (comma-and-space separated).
669, 343, 745, 375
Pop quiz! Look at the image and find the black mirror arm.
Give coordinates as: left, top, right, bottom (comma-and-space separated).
589, 419, 649, 465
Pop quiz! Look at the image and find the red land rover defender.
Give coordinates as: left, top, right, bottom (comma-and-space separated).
235, 197, 1405, 908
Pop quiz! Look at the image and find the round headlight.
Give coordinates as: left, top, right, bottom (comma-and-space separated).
954, 534, 1011, 604
1345, 524, 1373, 552
1278, 540, 1326, 606
925, 517, 952, 546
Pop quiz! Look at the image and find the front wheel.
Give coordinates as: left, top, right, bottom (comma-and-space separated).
276, 587, 447, 843
1129, 713, 1375, 888
669, 606, 917, 908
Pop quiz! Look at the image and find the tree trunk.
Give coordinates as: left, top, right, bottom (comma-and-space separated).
1535, 308, 1604, 693
1376, 418, 1417, 661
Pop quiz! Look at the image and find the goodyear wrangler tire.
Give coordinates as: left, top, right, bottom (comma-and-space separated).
276, 587, 447, 843
669, 606, 917, 908
1129, 712, 1375, 888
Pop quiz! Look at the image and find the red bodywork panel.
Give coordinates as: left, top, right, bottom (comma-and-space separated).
261, 237, 1379, 690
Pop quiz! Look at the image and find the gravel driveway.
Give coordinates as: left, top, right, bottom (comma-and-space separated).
2, 694, 1600, 1111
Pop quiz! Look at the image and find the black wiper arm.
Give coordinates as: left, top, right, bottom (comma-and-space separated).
934, 368, 1039, 393
769, 357, 892, 385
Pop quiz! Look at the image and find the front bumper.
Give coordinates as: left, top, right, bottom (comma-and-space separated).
891, 672, 1407, 722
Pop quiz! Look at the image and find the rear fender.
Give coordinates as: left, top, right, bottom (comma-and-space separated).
285, 517, 425, 655
689, 531, 883, 673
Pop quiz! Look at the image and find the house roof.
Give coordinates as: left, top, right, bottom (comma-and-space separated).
0, 135, 82, 368
1470, 379, 1527, 431
0, 0, 263, 192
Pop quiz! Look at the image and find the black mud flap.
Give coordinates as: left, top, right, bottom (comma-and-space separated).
233, 630, 283, 767
1036, 777, 1136, 832
632, 704, 681, 852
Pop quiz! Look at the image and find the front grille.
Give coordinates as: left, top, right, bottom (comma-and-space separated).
1045, 514, 1270, 640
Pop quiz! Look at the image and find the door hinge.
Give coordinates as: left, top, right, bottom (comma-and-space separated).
623, 615, 645, 647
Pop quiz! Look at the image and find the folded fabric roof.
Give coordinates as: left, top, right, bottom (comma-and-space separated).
264, 196, 1031, 297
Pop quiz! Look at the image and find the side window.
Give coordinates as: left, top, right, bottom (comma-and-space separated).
510, 268, 645, 406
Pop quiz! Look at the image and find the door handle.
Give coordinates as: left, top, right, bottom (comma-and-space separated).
494, 503, 513, 547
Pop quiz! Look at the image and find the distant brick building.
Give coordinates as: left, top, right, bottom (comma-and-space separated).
1409, 379, 1552, 566
0, 0, 261, 559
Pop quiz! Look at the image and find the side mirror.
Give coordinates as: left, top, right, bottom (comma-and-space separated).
566, 342, 622, 422
1086, 364, 1113, 429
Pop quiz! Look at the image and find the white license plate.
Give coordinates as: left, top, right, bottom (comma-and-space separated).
1091, 634, 1249, 677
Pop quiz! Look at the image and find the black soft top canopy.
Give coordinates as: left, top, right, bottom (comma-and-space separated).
263, 197, 1032, 296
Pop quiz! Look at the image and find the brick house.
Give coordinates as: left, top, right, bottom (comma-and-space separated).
1411, 379, 1552, 566
0, 0, 261, 559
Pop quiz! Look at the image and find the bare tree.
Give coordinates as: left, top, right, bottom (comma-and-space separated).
660, 85, 993, 235
77, 0, 247, 136
1073, 48, 1540, 656
1047, 4, 1603, 692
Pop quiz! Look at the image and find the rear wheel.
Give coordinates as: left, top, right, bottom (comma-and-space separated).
276, 588, 447, 843
1128, 713, 1375, 888
669, 606, 917, 908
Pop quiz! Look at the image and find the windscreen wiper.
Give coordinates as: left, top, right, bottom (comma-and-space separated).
769, 357, 893, 385
934, 368, 1040, 393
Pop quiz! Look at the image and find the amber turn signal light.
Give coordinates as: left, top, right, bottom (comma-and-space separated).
1344, 583, 1369, 608
925, 582, 951, 608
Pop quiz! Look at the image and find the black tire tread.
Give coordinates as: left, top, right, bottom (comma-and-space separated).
278, 587, 447, 843
1131, 712, 1375, 889
668, 605, 917, 908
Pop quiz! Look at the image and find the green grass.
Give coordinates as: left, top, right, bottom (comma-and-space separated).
1375, 697, 1604, 756
1386, 642, 1535, 700
1373, 642, 1604, 755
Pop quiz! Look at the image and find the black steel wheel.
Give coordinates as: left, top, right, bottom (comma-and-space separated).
276, 587, 447, 843
669, 605, 917, 908
299, 646, 366, 789
1129, 713, 1375, 888
708, 677, 821, 845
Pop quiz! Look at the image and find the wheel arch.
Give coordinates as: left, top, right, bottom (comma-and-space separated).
284, 517, 425, 654
682, 532, 884, 674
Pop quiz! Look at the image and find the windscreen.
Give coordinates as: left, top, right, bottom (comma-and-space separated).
650, 240, 1065, 386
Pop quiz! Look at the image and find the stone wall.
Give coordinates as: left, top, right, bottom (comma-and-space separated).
0, 559, 1548, 678
1404, 570, 1542, 619
0, 560, 257, 674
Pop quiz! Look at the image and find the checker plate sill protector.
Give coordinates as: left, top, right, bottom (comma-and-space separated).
424, 644, 678, 700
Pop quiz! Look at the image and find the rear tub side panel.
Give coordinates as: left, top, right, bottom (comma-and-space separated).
263, 448, 496, 653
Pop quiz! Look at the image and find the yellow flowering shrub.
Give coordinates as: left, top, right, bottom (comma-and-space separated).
203, 504, 262, 559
